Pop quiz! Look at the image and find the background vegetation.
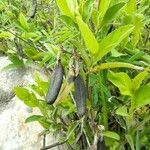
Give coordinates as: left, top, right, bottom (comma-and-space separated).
0, 0, 150, 149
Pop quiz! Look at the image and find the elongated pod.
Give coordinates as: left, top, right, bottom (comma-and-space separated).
46, 61, 63, 104
74, 74, 87, 117
29, 0, 37, 18
97, 138, 106, 150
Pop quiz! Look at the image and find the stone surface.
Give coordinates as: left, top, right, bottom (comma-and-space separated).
0, 56, 60, 150
0, 56, 31, 112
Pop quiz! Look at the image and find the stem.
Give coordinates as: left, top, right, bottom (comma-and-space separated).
127, 95, 135, 131
40, 141, 66, 150
43, 134, 46, 148
136, 130, 140, 150
99, 73, 108, 129
89, 62, 144, 73
100, 89, 108, 130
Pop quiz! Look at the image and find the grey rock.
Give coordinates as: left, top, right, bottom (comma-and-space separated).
0, 56, 60, 150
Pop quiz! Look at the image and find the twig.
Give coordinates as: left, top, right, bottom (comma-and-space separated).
40, 141, 67, 150
1, 26, 44, 52
43, 134, 46, 148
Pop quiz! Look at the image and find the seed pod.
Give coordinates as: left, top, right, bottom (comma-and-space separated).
97, 138, 106, 150
46, 60, 63, 104
29, 0, 37, 18
74, 74, 86, 117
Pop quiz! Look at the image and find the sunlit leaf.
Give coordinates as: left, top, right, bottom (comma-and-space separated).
125, 0, 136, 14
104, 131, 120, 140
56, 0, 78, 19
95, 25, 134, 63
82, 0, 94, 22
76, 16, 99, 55
134, 85, 150, 108
102, 2, 125, 26
116, 106, 128, 117
25, 115, 43, 123
90, 62, 143, 73
132, 69, 148, 91
14, 87, 38, 107
98, 0, 112, 23
108, 71, 133, 96
19, 13, 30, 31
0, 31, 14, 39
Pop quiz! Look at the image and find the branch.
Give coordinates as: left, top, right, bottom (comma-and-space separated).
1, 26, 44, 52
40, 141, 67, 150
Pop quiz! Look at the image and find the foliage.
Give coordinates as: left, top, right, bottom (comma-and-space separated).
0, 0, 150, 149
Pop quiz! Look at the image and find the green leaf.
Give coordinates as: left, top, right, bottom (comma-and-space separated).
132, 14, 144, 46
125, 0, 136, 14
95, 25, 134, 63
82, 0, 94, 22
108, 71, 133, 96
90, 62, 143, 73
134, 85, 150, 108
116, 106, 128, 117
66, 122, 80, 140
98, 0, 112, 23
14, 87, 38, 107
132, 69, 148, 91
38, 101, 53, 117
111, 49, 127, 57
19, 13, 30, 31
76, 16, 99, 55
56, 0, 77, 19
104, 131, 120, 140
2, 64, 23, 71
24, 47, 39, 58
0, 31, 14, 39
125, 134, 135, 150
38, 119, 51, 129
70, 40, 90, 66
9, 55, 24, 66
102, 2, 125, 26
34, 73, 49, 94
25, 115, 43, 123
59, 15, 76, 28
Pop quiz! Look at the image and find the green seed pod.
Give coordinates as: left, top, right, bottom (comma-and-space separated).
74, 74, 87, 117
97, 138, 106, 150
46, 61, 63, 104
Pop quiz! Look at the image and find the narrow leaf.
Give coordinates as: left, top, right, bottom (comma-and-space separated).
14, 87, 38, 107
76, 16, 99, 55
116, 106, 128, 117
125, 0, 136, 14
98, 0, 112, 23
82, 0, 94, 22
102, 2, 125, 25
95, 25, 134, 63
19, 13, 30, 31
125, 134, 135, 150
108, 71, 133, 96
25, 115, 43, 123
134, 85, 150, 108
132, 69, 148, 91
104, 131, 120, 140
0, 31, 14, 39
90, 62, 144, 73
56, 0, 77, 19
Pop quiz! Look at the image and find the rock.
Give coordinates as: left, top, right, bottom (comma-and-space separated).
0, 56, 60, 150
0, 57, 30, 112
0, 97, 59, 150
